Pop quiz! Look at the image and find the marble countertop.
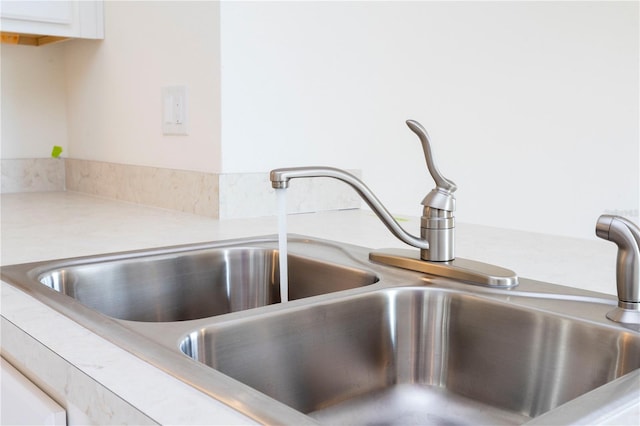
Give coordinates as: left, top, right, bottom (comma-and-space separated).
0, 191, 622, 424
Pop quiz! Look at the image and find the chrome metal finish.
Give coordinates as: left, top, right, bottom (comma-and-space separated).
369, 249, 518, 288
37, 246, 378, 322
181, 287, 639, 424
270, 121, 517, 287
407, 119, 457, 263
270, 166, 429, 250
269, 120, 456, 262
596, 214, 640, 326
405, 120, 457, 195
420, 207, 455, 262
2, 235, 638, 425
526, 370, 640, 425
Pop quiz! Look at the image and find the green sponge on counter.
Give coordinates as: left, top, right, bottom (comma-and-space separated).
51, 146, 63, 158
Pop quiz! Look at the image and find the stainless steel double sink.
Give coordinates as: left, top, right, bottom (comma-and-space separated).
2, 236, 639, 425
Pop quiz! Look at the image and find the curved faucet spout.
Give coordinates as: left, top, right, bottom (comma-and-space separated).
271, 119, 456, 261
270, 167, 430, 250
268, 119, 518, 286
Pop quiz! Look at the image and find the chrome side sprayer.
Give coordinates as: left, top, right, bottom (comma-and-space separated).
596, 214, 640, 325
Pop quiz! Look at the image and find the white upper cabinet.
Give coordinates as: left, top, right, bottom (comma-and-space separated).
1, 0, 103, 45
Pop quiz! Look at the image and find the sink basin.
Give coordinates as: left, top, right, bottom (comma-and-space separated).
36, 246, 378, 322
2, 235, 638, 425
180, 287, 640, 425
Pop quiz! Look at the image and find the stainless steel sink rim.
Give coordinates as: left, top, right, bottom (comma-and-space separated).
35, 242, 380, 322
2, 234, 638, 425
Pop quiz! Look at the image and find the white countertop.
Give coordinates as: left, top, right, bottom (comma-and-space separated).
1, 191, 619, 293
0, 191, 622, 424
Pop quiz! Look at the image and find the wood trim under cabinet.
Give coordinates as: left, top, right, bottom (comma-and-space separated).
1, 32, 68, 46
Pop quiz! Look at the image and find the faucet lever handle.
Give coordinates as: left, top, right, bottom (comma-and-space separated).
406, 120, 457, 194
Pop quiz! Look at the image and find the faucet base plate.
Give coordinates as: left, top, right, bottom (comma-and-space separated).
369, 249, 518, 288
606, 306, 640, 330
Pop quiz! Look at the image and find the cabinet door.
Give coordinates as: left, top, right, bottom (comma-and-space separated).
1, 1, 74, 25
1, 358, 66, 426
1, 0, 103, 42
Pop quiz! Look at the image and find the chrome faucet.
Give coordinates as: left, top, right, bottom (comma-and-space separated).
408, 120, 457, 262
596, 214, 640, 325
271, 120, 455, 262
270, 120, 518, 288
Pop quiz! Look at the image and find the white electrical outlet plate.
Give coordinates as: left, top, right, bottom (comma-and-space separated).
162, 86, 188, 135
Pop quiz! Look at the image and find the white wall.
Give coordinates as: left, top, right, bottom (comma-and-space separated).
2, 1, 222, 173
220, 1, 639, 239
1, 42, 68, 158
64, 0, 222, 173
1, 1, 637, 239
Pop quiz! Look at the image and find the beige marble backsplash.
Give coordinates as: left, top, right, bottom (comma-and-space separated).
1, 158, 361, 219
1, 158, 65, 193
2, 158, 361, 218
65, 159, 219, 217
